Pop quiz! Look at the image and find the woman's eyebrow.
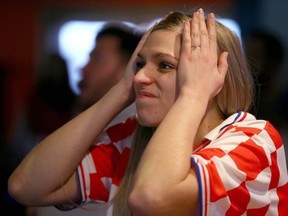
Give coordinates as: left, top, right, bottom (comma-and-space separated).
154, 52, 178, 61
137, 52, 178, 61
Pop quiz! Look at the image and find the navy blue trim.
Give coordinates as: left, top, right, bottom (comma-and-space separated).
75, 168, 83, 202
191, 157, 203, 216
219, 111, 242, 132
54, 169, 82, 211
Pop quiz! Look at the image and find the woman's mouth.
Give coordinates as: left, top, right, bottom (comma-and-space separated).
136, 91, 156, 98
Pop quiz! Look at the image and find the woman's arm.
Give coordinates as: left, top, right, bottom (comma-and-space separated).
8, 83, 131, 206
129, 9, 228, 216
8, 22, 154, 207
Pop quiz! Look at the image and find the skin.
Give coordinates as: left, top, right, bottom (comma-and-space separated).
8, 8, 228, 216
134, 29, 179, 127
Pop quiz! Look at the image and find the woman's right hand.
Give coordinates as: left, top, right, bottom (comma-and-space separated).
118, 23, 157, 106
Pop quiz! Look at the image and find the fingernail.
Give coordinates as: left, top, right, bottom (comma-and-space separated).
209, 13, 215, 19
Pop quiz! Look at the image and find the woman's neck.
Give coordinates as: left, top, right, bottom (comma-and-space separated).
194, 100, 224, 146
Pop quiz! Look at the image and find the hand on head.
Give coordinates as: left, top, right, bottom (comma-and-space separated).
120, 21, 160, 105
121, 8, 229, 110
177, 8, 228, 101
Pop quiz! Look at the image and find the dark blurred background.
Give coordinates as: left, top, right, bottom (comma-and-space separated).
0, 0, 287, 215
1, 0, 288, 144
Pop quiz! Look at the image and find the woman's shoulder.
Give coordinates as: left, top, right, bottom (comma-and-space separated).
218, 111, 283, 149
220, 111, 278, 132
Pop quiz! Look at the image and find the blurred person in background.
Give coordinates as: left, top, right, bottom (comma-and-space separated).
11, 54, 77, 163
5, 53, 76, 216
28, 22, 142, 216
77, 22, 143, 127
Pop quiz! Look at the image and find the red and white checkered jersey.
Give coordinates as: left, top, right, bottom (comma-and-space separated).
192, 112, 288, 216
75, 115, 138, 214
74, 112, 288, 215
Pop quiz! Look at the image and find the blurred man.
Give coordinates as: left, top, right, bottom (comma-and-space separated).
77, 22, 142, 126
33, 22, 142, 216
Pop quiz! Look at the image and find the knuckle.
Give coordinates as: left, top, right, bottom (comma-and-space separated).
192, 32, 199, 38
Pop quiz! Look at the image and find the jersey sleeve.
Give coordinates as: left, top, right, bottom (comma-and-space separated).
56, 116, 137, 211
191, 120, 288, 216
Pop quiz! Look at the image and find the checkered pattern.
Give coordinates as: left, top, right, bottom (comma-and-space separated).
78, 115, 137, 204
60, 112, 288, 216
192, 112, 288, 216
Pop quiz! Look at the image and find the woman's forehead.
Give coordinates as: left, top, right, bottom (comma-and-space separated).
141, 29, 181, 58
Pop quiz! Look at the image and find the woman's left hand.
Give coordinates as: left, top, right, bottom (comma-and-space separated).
177, 8, 228, 103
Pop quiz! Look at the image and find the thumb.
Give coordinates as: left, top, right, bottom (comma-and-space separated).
218, 52, 228, 76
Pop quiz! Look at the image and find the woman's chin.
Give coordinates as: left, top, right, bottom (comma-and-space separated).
137, 115, 160, 127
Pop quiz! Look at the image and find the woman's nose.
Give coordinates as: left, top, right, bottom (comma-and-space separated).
134, 67, 154, 85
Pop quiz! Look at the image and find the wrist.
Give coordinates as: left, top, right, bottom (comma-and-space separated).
111, 81, 135, 107
178, 87, 210, 106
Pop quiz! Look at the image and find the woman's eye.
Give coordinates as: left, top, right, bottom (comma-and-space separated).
159, 63, 173, 70
136, 62, 145, 69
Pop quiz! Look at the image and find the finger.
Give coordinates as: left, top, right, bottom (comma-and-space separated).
128, 22, 157, 71
191, 11, 200, 51
134, 22, 157, 55
181, 21, 191, 55
207, 12, 217, 51
198, 8, 209, 50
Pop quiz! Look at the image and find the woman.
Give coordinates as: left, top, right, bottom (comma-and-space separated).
8, 8, 288, 216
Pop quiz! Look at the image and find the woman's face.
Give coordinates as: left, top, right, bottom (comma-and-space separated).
134, 29, 181, 127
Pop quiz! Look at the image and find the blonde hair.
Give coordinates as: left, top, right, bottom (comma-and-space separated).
113, 11, 254, 215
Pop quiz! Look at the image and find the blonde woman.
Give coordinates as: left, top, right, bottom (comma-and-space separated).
9, 8, 288, 216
